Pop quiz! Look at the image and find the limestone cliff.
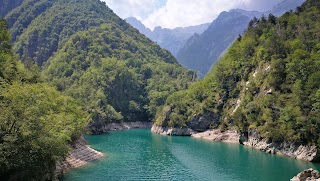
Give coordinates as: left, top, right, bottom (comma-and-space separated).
291, 168, 320, 181
241, 130, 319, 162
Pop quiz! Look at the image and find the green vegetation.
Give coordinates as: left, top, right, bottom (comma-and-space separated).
42, 23, 195, 130
0, 18, 89, 180
8, 0, 121, 65
156, 0, 320, 146
3, 0, 195, 133
1, 0, 196, 177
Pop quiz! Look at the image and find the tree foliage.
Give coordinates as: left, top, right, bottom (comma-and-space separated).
0, 18, 89, 180
157, 0, 320, 146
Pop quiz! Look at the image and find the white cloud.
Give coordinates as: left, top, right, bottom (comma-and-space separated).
102, 0, 166, 20
143, 0, 237, 29
143, 0, 283, 29
102, 0, 284, 29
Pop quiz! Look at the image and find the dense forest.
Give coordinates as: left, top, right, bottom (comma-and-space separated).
155, 0, 320, 146
0, 18, 89, 180
0, 0, 195, 179
2, 0, 195, 133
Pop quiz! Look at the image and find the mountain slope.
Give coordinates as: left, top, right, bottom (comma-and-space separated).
177, 9, 261, 76
3, 0, 195, 133
125, 17, 210, 56
0, 18, 88, 180
177, 0, 306, 76
7, 0, 119, 66
268, 0, 306, 16
125, 17, 152, 37
155, 0, 320, 148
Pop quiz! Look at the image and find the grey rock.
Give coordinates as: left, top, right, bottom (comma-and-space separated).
151, 124, 195, 136
187, 112, 219, 132
90, 121, 153, 134
291, 168, 320, 181
241, 130, 319, 162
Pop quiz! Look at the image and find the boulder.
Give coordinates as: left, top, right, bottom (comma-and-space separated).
187, 112, 219, 132
291, 168, 320, 181
151, 124, 194, 136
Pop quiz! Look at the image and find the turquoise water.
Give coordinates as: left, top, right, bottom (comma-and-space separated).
63, 129, 320, 181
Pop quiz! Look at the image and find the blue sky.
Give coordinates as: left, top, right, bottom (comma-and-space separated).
102, 0, 284, 29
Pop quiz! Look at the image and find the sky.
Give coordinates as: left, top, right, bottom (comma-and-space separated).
102, 0, 284, 30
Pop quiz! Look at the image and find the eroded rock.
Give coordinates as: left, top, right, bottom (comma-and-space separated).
291, 168, 320, 181
151, 124, 194, 136
241, 130, 319, 162
187, 112, 219, 132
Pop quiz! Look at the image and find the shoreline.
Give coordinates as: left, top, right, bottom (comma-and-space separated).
57, 121, 152, 179
90, 121, 153, 134
55, 137, 104, 178
152, 124, 319, 162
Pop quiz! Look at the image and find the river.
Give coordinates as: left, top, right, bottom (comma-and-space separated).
62, 129, 320, 181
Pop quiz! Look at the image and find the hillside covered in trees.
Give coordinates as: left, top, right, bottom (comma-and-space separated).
1, 0, 195, 133
155, 0, 320, 147
0, 0, 196, 179
0, 18, 89, 180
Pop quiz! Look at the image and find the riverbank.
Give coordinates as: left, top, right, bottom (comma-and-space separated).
63, 129, 320, 181
55, 137, 104, 178
57, 122, 152, 179
152, 124, 319, 162
91, 121, 153, 134
191, 129, 240, 143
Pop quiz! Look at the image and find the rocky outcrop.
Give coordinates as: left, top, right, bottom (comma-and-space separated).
291, 168, 320, 181
90, 121, 153, 134
55, 137, 104, 179
187, 113, 219, 132
241, 130, 319, 162
191, 129, 239, 143
151, 124, 195, 136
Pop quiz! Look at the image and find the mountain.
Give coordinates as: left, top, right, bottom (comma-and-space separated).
268, 0, 306, 16
177, 0, 306, 76
177, 9, 262, 77
1, 0, 196, 179
155, 0, 320, 152
125, 17, 152, 37
125, 17, 210, 56
0, 18, 88, 180
3, 0, 195, 132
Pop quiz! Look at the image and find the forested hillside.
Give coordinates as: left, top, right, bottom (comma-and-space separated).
0, 18, 88, 180
156, 0, 320, 146
2, 0, 195, 133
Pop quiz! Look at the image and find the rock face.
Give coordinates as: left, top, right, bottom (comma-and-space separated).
241, 130, 319, 162
187, 113, 219, 132
291, 168, 320, 181
90, 121, 153, 134
151, 124, 194, 136
191, 129, 239, 143
55, 137, 104, 179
